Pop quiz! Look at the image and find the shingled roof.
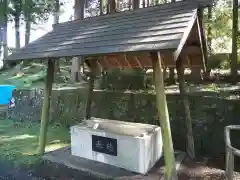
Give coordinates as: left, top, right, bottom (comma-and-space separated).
5, 0, 207, 69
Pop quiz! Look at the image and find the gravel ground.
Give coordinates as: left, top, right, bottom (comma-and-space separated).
0, 162, 39, 180
0, 161, 99, 180
0, 158, 240, 180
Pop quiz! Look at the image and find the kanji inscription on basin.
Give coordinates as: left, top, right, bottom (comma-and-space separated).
92, 135, 117, 156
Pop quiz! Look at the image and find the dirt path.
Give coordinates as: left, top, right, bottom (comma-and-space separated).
178, 158, 240, 180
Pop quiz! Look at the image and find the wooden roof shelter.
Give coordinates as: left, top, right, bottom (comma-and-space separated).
6, 0, 207, 69
5, 1, 211, 179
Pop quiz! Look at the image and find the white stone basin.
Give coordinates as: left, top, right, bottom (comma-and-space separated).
70, 117, 163, 174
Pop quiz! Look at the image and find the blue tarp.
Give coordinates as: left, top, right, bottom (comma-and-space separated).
0, 85, 16, 104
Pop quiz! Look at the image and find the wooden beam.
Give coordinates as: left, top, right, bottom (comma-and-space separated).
186, 55, 191, 67
85, 60, 97, 119
103, 56, 111, 68
134, 56, 143, 68
96, 59, 103, 70
174, 10, 197, 61
146, 53, 153, 67
196, 13, 207, 72
114, 57, 123, 68
182, 45, 201, 55
176, 57, 195, 159
123, 54, 131, 68
150, 52, 178, 180
38, 59, 55, 155
161, 58, 165, 69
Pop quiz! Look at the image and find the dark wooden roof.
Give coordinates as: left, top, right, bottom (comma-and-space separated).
6, 1, 201, 61
185, 0, 214, 7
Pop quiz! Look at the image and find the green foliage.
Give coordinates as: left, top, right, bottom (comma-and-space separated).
0, 63, 47, 88
0, 119, 69, 167
203, 0, 234, 53
98, 68, 146, 90
208, 53, 231, 69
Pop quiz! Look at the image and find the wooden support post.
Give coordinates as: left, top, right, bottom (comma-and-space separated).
176, 57, 195, 159
38, 59, 55, 155
85, 60, 97, 119
151, 52, 178, 180
190, 67, 202, 83
226, 148, 234, 180
85, 75, 95, 119
163, 67, 168, 80
168, 68, 176, 85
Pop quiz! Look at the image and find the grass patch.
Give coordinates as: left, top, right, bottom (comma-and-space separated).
0, 119, 70, 167
0, 63, 82, 89
0, 63, 47, 89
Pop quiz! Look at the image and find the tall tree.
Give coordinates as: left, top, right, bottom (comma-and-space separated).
71, 0, 85, 82
11, 0, 22, 49
132, 0, 139, 9
108, 0, 116, 13
168, 0, 175, 85
24, 0, 57, 45
207, 5, 213, 55
54, 0, 60, 73
23, 0, 31, 45
99, 0, 104, 15
0, 0, 4, 60
2, 0, 8, 65
231, 0, 238, 80
53, 0, 60, 24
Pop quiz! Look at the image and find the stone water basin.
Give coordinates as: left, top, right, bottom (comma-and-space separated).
70, 118, 163, 174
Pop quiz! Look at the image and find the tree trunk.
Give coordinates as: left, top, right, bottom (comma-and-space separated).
128, 0, 132, 10
163, 67, 168, 80
14, 0, 21, 49
99, 0, 103, 15
168, 0, 176, 85
38, 59, 55, 155
205, 5, 213, 77
190, 67, 202, 83
24, 0, 31, 47
168, 68, 176, 85
146, 0, 149, 7
23, 11, 31, 65
142, 0, 145, 8
108, 0, 116, 13
72, 0, 85, 82
85, 60, 98, 119
85, 76, 95, 119
15, 15, 20, 49
0, 21, 3, 60
207, 6, 212, 55
54, 0, 60, 73
151, 52, 177, 180
133, 0, 139, 9
53, 0, 60, 25
25, 19, 31, 46
3, 0, 8, 65
231, 0, 238, 81
176, 58, 195, 159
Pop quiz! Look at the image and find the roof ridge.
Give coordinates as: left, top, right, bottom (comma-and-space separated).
53, 0, 198, 29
